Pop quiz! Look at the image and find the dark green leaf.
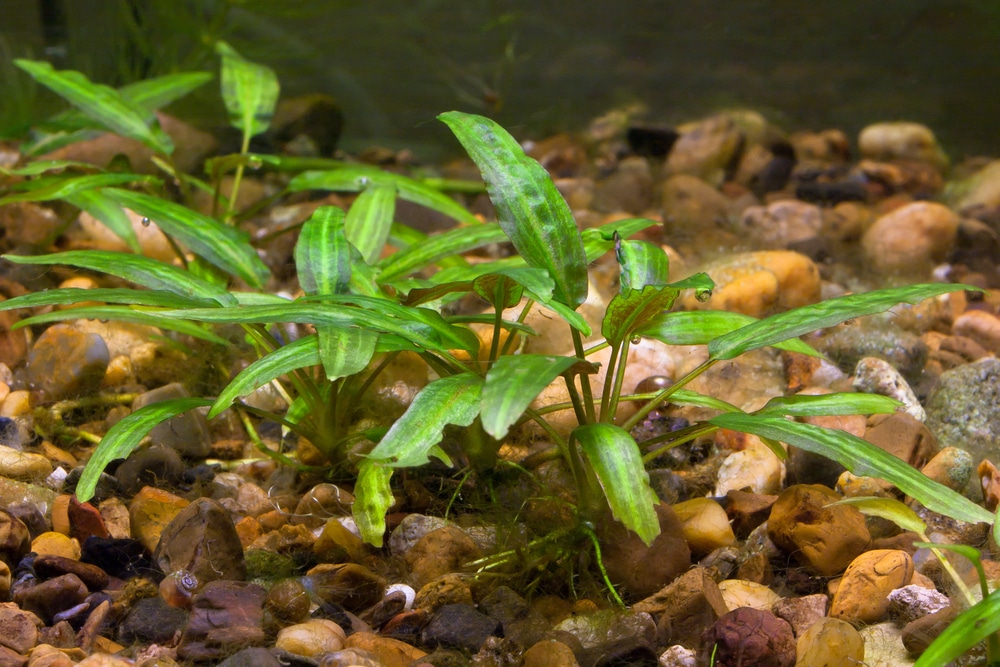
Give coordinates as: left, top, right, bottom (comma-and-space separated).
317, 326, 377, 381
210, 335, 321, 418
215, 41, 279, 139
482, 355, 579, 439
0, 160, 100, 176
63, 189, 140, 253
708, 283, 980, 361
75, 397, 213, 502
0, 287, 215, 311
708, 413, 993, 524
755, 393, 902, 417
11, 306, 228, 344
657, 389, 742, 413
439, 111, 588, 309
295, 206, 350, 295
914, 589, 1000, 667
573, 423, 660, 545
637, 310, 824, 358
602, 285, 681, 347
0, 173, 158, 205
616, 235, 669, 293
15, 59, 173, 153
102, 188, 270, 288
583, 218, 659, 261
379, 223, 506, 283
346, 183, 396, 265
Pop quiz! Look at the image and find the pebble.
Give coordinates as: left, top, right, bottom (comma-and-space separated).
388, 514, 451, 557
768, 484, 871, 576
701, 607, 795, 667
177, 581, 267, 662
420, 603, 502, 652
403, 525, 481, 589
414, 573, 473, 612
633, 567, 727, 649
861, 201, 959, 276
852, 357, 925, 422
153, 497, 246, 587
858, 122, 948, 170
794, 616, 865, 667
599, 503, 691, 600
0, 560, 10, 600
953, 309, 1000, 355
113, 446, 185, 495
0, 446, 51, 482
26, 324, 109, 401
771, 593, 829, 637
679, 250, 821, 317
717, 579, 781, 611
920, 447, 973, 493
592, 156, 654, 213
552, 609, 658, 667
724, 490, 777, 540
887, 584, 951, 623
0, 607, 39, 654
661, 174, 732, 235
667, 114, 744, 185
275, 619, 346, 656
479, 586, 548, 650
830, 549, 914, 624
33, 554, 108, 591
671, 498, 736, 556
77, 207, 175, 262
118, 597, 189, 645
343, 631, 428, 667
864, 412, 939, 471
523, 639, 581, 667
306, 563, 386, 612
0, 509, 31, 567
713, 444, 785, 496
264, 578, 311, 625
740, 200, 823, 250
859, 621, 912, 666
14, 573, 89, 625
132, 384, 212, 458
128, 487, 190, 553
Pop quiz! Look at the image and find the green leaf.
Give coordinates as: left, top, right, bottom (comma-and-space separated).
215, 41, 279, 139
102, 188, 270, 288
63, 189, 140, 253
602, 284, 681, 347
0, 160, 100, 176
914, 589, 1000, 667
2, 251, 235, 305
582, 218, 660, 262
75, 397, 213, 502
482, 355, 580, 439
119, 71, 214, 111
0, 287, 214, 311
573, 423, 660, 545
317, 326, 377, 381
289, 166, 479, 226
367, 373, 483, 467
353, 461, 395, 547
755, 393, 902, 417
656, 389, 742, 413
708, 283, 981, 361
379, 223, 506, 283
708, 413, 993, 524
0, 173, 159, 205
637, 310, 824, 358
10, 306, 228, 344
295, 206, 350, 295
830, 496, 928, 533
15, 59, 173, 154
439, 111, 588, 309
615, 235, 669, 294
210, 335, 320, 418
346, 183, 396, 265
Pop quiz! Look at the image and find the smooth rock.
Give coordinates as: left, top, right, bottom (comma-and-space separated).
13, 574, 88, 624
420, 603, 501, 652
771, 594, 829, 637
177, 581, 267, 662
925, 357, 1000, 498
768, 484, 871, 576
717, 579, 781, 611
900, 605, 957, 657
864, 412, 939, 471
479, 585, 549, 651
679, 251, 820, 317
818, 320, 927, 384
953, 309, 1000, 355
700, 607, 795, 667
794, 616, 864, 667
216, 647, 283, 667
599, 503, 691, 600
830, 549, 914, 624
0, 607, 39, 654
153, 497, 245, 588
633, 567, 727, 649
523, 639, 580, 667
724, 490, 777, 540
661, 174, 732, 236
114, 446, 185, 495
859, 622, 913, 666
713, 444, 785, 496
740, 200, 823, 250
671, 498, 736, 557
305, 563, 385, 612
292, 483, 354, 528
592, 156, 653, 213
0, 560, 10, 601
64, 498, 109, 543
275, 619, 346, 657
861, 201, 958, 276
403, 525, 481, 589
388, 514, 451, 557
0, 447, 51, 481
118, 597, 189, 645
920, 447, 973, 493
414, 573, 473, 612
858, 122, 947, 169
667, 114, 744, 184
853, 357, 925, 422
887, 584, 950, 624
33, 555, 107, 591
344, 631, 428, 667
552, 609, 657, 667
264, 578, 311, 624
132, 384, 212, 458
0, 510, 31, 567
26, 325, 109, 401
79, 536, 157, 580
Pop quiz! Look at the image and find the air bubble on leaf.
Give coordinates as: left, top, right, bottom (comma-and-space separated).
248, 156, 263, 170
356, 176, 370, 187
695, 288, 713, 303
631, 334, 642, 344
140, 217, 151, 227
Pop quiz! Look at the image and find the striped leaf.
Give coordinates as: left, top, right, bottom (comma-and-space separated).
295, 206, 351, 296
379, 222, 506, 283
63, 189, 140, 253
0, 173, 158, 206
346, 183, 396, 265
638, 310, 823, 358
482, 354, 579, 439
215, 41, 279, 139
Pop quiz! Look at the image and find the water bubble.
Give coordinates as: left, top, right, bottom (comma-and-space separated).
695, 288, 713, 303
140, 217, 151, 227
630, 334, 642, 344
248, 156, 262, 170
357, 176, 370, 187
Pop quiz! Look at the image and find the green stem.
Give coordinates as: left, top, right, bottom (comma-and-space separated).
606, 338, 631, 423
641, 423, 719, 464
580, 523, 626, 608
622, 358, 717, 432
489, 303, 503, 363
598, 343, 620, 422
499, 299, 534, 357
571, 328, 596, 423
562, 373, 589, 426
226, 132, 252, 223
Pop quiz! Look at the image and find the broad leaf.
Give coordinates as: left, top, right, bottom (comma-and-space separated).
832, 496, 928, 533
0, 173, 158, 205
755, 393, 901, 417
210, 335, 320, 418
120, 71, 215, 111
353, 461, 395, 547
295, 206, 350, 296
102, 188, 270, 288
914, 590, 1000, 667
2, 251, 235, 305
440, 111, 588, 309
75, 397, 213, 502
482, 355, 580, 439
709, 413, 993, 524
603, 284, 681, 347
15, 59, 173, 153
379, 223, 507, 283
317, 326, 377, 381
638, 310, 823, 358
63, 189, 140, 253
366, 373, 482, 468
615, 235, 669, 294
709, 283, 980, 361
346, 183, 396, 265
573, 423, 660, 545
215, 41, 279, 140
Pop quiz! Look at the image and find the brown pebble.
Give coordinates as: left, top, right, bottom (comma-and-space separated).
32, 555, 109, 591
830, 549, 914, 624
701, 607, 795, 667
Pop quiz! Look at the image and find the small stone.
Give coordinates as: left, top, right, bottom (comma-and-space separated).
853, 357, 925, 422
740, 201, 823, 250
306, 563, 386, 612
552, 609, 658, 667
275, 619, 346, 657
953, 310, 1000, 355
771, 594, 829, 637
292, 483, 354, 528
667, 114, 744, 184
14, 574, 89, 625
33, 555, 108, 591
97, 498, 130, 540
132, 384, 211, 458
79, 536, 156, 580
864, 412, 939, 470
858, 122, 947, 169
888, 584, 951, 624
900, 605, 958, 657
388, 514, 451, 557
128, 486, 190, 553
592, 156, 654, 213
633, 567, 727, 649
523, 639, 580, 667
26, 643, 76, 667
717, 580, 781, 611
420, 603, 501, 652
830, 549, 914, 624
599, 503, 691, 600
671, 498, 736, 557
404, 525, 481, 589
153, 497, 246, 588
177, 581, 267, 662
724, 490, 777, 540
65, 497, 109, 543
920, 447, 973, 493
661, 174, 732, 237
0, 510, 32, 567
0, 560, 10, 601
26, 325, 109, 401
861, 201, 958, 276
659, 645, 697, 667
768, 485, 871, 576
794, 616, 864, 667
264, 578, 311, 624
0, 607, 39, 654
414, 573, 473, 612
0, 446, 51, 481
216, 647, 283, 667
344, 631, 428, 667
714, 445, 785, 496
860, 622, 912, 665
701, 607, 795, 667
118, 597, 189, 645
114, 446, 185, 495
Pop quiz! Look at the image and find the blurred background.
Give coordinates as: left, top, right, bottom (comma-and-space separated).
2, 0, 999, 160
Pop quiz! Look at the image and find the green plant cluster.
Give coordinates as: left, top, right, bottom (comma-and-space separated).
1, 47, 997, 664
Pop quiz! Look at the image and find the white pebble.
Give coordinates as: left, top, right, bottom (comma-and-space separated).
853, 357, 925, 421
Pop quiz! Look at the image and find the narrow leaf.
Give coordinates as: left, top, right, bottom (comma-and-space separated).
755, 393, 902, 417
379, 223, 507, 283
638, 310, 823, 358
353, 461, 395, 547
63, 189, 140, 253
346, 183, 396, 265
708, 413, 993, 524
709, 283, 981, 361
0, 287, 214, 311
102, 188, 270, 288
914, 590, 1000, 667
0, 160, 99, 176
439, 111, 588, 309
120, 72, 214, 111
831, 496, 928, 533
0, 173, 158, 205
210, 335, 320, 418
215, 41, 279, 139
482, 355, 579, 439
573, 423, 660, 545
75, 397, 212, 502
295, 206, 350, 295
11, 306, 228, 344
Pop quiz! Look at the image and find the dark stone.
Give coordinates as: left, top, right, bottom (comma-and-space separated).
132, 383, 212, 458
5, 503, 47, 540
13, 573, 89, 624
479, 585, 548, 649
67, 497, 110, 542
33, 554, 109, 591
795, 179, 868, 205
0, 418, 20, 449
420, 604, 503, 652
153, 497, 246, 585
700, 607, 795, 667
63, 467, 121, 505
216, 647, 284, 667
80, 536, 158, 580
627, 126, 679, 159
305, 563, 385, 612
901, 605, 959, 656
0, 509, 30, 568
119, 597, 189, 645
115, 445, 186, 495
551, 609, 657, 667
598, 503, 691, 600
177, 581, 268, 662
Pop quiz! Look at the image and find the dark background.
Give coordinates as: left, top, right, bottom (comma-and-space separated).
2, 0, 999, 160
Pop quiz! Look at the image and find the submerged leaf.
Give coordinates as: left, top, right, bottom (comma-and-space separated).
353, 461, 395, 547
482, 355, 580, 439
346, 183, 396, 265
615, 235, 669, 294
295, 206, 351, 295
638, 310, 823, 358
215, 41, 279, 139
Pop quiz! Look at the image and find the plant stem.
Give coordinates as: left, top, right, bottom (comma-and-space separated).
606, 338, 632, 422
580, 522, 626, 608
641, 423, 719, 464
226, 132, 251, 223
622, 358, 717, 432
598, 343, 620, 422
571, 328, 596, 423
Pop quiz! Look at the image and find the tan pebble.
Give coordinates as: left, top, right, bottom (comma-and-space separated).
836, 471, 893, 498
274, 618, 346, 656
0, 445, 53, 480
920, 447, 973, 493
31, 531, 81, 559
830, 549, 914, 623
101, 355, 133, 387
795, 616, 865, 667
714, 445, 785, 496
717, 579, 781, 611
523, 639, 580, 667
953, 310, 1000, 354
128, 486, 190, 553
0, 382, 9, 405
853, 356, 925, 422
51, 495, 71, 535
0, 560, 10, 600
1, 390, 32, 418
98, 497, 131, 540
74, 653, 134, 667
234, 515, 263, 548
414, 573, 473, 612
38, 441, 77, 469
344, 631, 428, 666
861, 201, 958, 276
27, 643, 80, 667
858, 122, 948, 169
671, 498, 736, 556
